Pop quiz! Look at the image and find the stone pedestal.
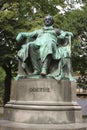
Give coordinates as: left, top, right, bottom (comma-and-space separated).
0, 78, 87, 130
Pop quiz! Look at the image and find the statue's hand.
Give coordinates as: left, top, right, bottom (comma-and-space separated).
66, 32, 73, 37
16, 33, 26, 49
69, 32, 73, 37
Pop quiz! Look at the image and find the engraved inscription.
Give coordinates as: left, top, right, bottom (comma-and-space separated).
29, 87, 50, 92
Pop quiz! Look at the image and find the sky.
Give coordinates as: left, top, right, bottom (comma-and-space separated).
56, 0, 84, 15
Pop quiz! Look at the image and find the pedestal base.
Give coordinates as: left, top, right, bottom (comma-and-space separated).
0, 79, 85, 130
3, 79, 82, 124
0, 120, 87, 130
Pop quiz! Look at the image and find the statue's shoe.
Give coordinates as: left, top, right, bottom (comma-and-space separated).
40, 69, 47, 76
32, 70, 40, 75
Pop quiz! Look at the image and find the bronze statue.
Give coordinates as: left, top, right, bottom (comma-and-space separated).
16, 15, 74, 81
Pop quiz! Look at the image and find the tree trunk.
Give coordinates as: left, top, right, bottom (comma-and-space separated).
3, 63, 12, 105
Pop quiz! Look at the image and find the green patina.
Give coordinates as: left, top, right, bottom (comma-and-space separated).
15, 15, 74, 81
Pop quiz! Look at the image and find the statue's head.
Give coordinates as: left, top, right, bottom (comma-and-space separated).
44, 15, 54, 26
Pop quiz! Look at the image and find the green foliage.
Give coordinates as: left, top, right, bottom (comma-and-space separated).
77, 75, 87, 90
59, 4, 87, 75
0, 0, 87, 101
60, 9, 87, 35
54, 13, 64, 28
0, 0, 87, 77
0, 0, 65, 76
0, 67, 6, 82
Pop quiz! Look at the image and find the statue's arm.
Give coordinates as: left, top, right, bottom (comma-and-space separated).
57, 31, 73, 39
16, 30, 40, 48
16, 33, 28, 49
16, 30, 39, 43
64, 31, 73, 37
16, 33, 26, 43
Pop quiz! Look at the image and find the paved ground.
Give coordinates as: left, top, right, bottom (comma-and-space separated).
77, 98, 87, 116
0, 120, 87, 130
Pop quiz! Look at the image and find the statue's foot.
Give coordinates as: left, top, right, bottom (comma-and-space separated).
32, 70, 40, 75
40, 69, 47, 76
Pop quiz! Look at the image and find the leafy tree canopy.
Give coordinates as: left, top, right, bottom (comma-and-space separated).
0, 0, 87, 77
0, 0, 87, 103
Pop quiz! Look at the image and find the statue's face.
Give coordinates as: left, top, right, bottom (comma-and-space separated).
44, 15, 54, 26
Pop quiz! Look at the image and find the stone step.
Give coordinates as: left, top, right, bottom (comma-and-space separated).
0, 120, 87, 130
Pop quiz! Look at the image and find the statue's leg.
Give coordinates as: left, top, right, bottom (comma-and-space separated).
41, 55, 52, 76
29, 43, 41, 75
57, 59, 62, 76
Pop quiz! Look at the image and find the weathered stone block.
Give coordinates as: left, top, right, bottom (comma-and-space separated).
3, 79, 82, 124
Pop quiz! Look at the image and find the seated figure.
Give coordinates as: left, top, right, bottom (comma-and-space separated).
16, 15, 74, 81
